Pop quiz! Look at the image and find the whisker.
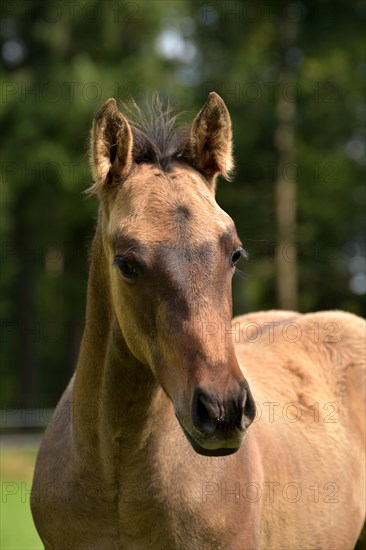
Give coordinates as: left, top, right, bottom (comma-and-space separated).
234, 268, 248, 280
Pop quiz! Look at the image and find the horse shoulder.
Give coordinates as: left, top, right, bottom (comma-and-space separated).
31, 378, 75, 539
234, 310, 365, 394
297, 311, 365, 398
234, 311, 365, 548
299, 311, 366, 445
32, 375, 120, 547
234, 309, 365, 433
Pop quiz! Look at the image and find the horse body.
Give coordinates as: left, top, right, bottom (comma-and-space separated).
31, 94, 365, 549
238, 310, 365, 549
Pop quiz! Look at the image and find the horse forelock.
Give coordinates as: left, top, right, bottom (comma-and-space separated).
123, 96, 191, 171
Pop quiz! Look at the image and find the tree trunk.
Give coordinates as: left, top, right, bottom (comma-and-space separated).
274, 12, 299, 310
14, 188, 35, 408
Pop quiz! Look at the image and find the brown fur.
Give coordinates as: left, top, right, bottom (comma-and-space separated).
31, 94, 365, 549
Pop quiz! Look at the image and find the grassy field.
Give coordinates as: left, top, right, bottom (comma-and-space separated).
1, 446, 43, 549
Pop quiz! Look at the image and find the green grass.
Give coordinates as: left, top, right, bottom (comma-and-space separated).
1, 449, 43, 549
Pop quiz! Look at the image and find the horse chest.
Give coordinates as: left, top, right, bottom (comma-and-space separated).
115, 435, 259, 549
116, 453, 202, 547
117, 475, 232, 550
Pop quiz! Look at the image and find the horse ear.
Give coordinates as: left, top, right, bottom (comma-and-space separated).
189, 92, 233, 186
89, 98, 133, 194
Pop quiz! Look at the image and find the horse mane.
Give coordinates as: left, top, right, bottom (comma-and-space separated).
123, 95, 191, 171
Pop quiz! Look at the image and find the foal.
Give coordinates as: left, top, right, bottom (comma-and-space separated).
31, 93, 365, 549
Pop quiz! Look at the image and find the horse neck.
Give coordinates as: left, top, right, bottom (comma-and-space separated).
72, 212, 158, 460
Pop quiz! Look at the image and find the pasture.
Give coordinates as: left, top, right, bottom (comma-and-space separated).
1, 439, 42, 548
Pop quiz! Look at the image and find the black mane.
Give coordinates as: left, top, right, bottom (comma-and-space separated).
124, 96, 190, 171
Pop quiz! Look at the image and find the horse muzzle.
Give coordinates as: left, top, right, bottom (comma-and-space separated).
176, 380, 256, 457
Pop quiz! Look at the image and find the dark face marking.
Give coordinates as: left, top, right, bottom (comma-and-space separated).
153, 239, 230, 328
174, 203, 191, 222
111, 226, 236, 334
111, 234, 147, 260
153, 245, 195, 327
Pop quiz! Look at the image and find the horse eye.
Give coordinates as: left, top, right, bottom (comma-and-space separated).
231, 249, 243, 267
114, 258, 141, 279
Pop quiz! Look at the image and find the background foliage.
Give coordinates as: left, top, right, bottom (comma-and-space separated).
1, 0, 365, 408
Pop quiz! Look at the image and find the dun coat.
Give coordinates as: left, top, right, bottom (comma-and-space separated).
31, 93, 365, 549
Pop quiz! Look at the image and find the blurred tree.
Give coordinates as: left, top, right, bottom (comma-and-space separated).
273, 9, 299, 311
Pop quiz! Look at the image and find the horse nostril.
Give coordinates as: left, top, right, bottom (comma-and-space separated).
192, 382, 256, 437
192, 389, 218, 436
241, 382, 256, 427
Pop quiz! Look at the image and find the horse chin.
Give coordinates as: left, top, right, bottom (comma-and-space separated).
176, 416, 243, 457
